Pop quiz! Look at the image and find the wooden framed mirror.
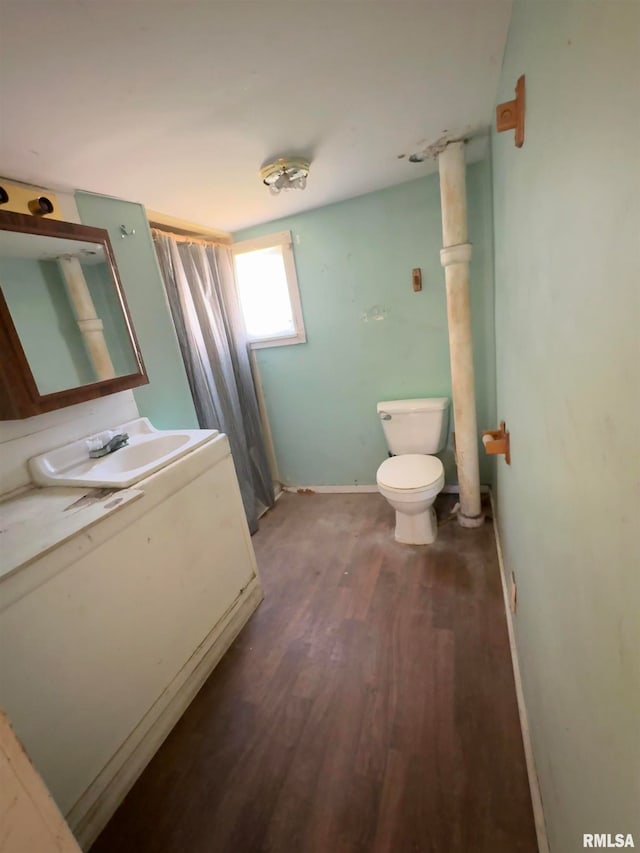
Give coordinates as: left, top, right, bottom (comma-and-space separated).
0, 212, 148, 419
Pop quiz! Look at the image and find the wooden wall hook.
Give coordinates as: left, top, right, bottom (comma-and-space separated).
496, 75, 525, 148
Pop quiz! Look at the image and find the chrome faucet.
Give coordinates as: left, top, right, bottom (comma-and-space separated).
88, 432, 129, 459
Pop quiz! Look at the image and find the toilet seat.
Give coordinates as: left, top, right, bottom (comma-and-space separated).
376, 454, 444, 492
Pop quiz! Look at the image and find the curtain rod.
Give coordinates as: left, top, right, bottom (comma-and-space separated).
149, 223, 227, 248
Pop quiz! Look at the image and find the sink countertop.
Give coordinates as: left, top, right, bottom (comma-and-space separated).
0, 485, 143, 581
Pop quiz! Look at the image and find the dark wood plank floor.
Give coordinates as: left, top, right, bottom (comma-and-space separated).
90, 493, 537, 853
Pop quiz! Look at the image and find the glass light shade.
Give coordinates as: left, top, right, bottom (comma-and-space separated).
260, 157, 310, 193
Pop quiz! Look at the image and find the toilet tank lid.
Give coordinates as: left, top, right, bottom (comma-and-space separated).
377, 398, 449, 414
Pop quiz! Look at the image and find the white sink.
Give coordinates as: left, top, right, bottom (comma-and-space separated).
29, 418, 218, 488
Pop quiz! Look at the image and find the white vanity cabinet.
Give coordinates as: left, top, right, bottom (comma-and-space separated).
0, 434, 262, 849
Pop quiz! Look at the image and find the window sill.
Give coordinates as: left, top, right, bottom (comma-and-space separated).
249, 333, 307, 350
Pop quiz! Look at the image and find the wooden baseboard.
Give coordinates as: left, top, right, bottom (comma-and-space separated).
69, 578, 264, 850
490, 492, 549, 853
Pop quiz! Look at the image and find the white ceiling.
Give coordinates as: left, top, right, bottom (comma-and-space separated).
0, 2, 511, 232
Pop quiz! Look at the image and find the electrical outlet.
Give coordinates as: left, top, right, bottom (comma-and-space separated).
510, 572, 517, 613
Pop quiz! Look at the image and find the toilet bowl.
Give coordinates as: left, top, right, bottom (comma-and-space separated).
376, 454, 445, 545
376, 397, 449, 545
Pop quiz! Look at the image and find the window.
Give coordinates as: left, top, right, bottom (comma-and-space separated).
232, 231, 306, 348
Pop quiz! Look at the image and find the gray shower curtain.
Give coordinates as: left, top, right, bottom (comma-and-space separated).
153, 233, 274, 533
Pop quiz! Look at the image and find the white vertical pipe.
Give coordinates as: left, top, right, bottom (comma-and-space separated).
438, 141, 484, 527
57, 256, 116, 381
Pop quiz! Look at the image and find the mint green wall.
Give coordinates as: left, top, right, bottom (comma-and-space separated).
75, 193, 198, 429
235, 163, 496, 486
0, 257, 95, 393
492, 3, 640, 851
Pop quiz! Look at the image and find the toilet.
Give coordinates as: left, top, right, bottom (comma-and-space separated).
376, 398, 450, 545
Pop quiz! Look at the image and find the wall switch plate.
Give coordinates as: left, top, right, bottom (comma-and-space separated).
412, 268, 422, 292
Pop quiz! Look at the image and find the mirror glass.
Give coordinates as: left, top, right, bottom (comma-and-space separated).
0, 230, 139, 395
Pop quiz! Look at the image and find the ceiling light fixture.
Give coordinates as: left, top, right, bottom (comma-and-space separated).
260, 157, 310, 195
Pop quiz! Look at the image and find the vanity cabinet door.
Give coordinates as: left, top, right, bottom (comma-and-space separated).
0, 441, 260, 835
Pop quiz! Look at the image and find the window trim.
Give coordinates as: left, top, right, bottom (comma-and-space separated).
232, 230, 306, 349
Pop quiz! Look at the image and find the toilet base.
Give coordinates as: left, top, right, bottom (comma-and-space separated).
394, 507, 438, 545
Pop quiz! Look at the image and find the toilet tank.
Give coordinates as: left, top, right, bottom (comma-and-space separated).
377, 398, 449, 455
